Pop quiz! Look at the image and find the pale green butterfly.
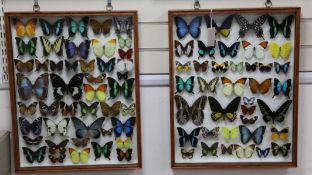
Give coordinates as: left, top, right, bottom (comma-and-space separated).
91, 39, 116, 58
117, 34, 132, 49
230, 61, 244, 73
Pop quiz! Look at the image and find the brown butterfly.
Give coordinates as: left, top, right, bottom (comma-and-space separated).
193, 60, 209, 72
50, 60, 63, 71
84, 73, 106, 84
60, 101, 78, 116
72, 137, 90, 147
181, 148, 194, 159
14, 59, 34, 72
16, 73, 49, 100
23, 136, 43, 145
221, 144, 234, 155
100, 101, 121, 117
79, 59, 95, 73
39, 101, 59, 116
259, 63, 273, 73
35, 59, 49, 71
101, 128, 113, 136
116, 149, 132, 161
90, 19, 112, 35
17, 102, 37, 116
249, 78, 271, 94
174, 40, 194, 57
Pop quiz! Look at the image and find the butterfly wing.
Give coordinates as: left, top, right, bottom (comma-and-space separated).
103, 141, 113, 160
189, 16, 202, 38
121, 78, 135, 99
280, 42, 292, 59
208, 96, 226, 121
107, 77, 120, 99
274, 100, 293, 123
111, 117, 123, 137
174, 95, 191, 125
281, 15, 294, 38
78, 40, 90, 59
174, 16, 188, 39
104, 39, 117, 58
257, 99, 274, 123
100, 101, 121, 117
251, 126, 266, 145
123, 117, 136, 137
190, 96, 207, 126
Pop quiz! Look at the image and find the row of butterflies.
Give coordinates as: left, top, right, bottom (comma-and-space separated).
175, 14, 294, 39
175, 76, 292, 98
175, 40, 292, 60
176, 60, 290, 74
14, 16, 132, 38
14, 57, 133, 75
16, 73, 135, 101
15, 37, 133, 60
175, 96, 292, 126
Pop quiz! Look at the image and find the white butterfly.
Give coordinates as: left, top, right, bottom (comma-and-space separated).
242, 40, 268, 60
117, 59, 133, 72
43, 118, 70, 136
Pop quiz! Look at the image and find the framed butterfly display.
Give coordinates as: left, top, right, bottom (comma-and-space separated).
169, 7, 300, 168
5, 11, 141, 172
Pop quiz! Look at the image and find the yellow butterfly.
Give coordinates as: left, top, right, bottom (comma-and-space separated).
68, 148, 90, 164
221, 127, 239, 140
270, 42, 292, 59
116, 138, 132, 149
83, 84, 107, 102
121, 103, 136, 117
175, 61, 191, 73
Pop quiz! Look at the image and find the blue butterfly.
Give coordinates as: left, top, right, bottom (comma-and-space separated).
274, 62, 290, 74
273, 78, 291, 99
175, 76, 194, 94
39, 18, 64, 36
64, 39, 90, 59
256, 147, 270, 158
111, 117, 136, 137
175, 16, 202, 39
239, 125, 266, 145
243, 97, 255, 105
218, 41, 240, 58
97, 57, 115, 73
66, 16, 89, 38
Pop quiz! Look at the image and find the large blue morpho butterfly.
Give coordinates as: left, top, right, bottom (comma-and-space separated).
256, 147, 270, 158
239, 125, 266, 145
273, 78, 291, 99
39, 18, 64, 36
175, 76, 194, 94
64, 39, 90, 60
218, 41, 240, 58
19, 117, 42, 136
111, 117, 136, 137
22, 146, 47, 163
174, 16, 202, 39
177, 127, 201, 148
97, 57, 116, 73
274, 62, 290, 74
66, 16, 89, 38
71, 117, 105, 139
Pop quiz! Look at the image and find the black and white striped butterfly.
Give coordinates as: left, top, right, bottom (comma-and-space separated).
235, 14, 267, 39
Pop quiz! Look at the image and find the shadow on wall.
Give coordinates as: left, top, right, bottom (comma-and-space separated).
173, 169, 289, 175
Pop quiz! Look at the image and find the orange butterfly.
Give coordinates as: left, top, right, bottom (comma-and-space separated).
249, 78, 271, 94
83, 84, 107, 102
13, 18, 37, 37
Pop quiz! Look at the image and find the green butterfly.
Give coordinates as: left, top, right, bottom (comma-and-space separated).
79, 101, 98, 117
107, 77, 135, 100
175, 76, 194, 94
15, 37, 37, 57
201, 142, 219, 157
229, 61, 244, 73
91, 141, 113, 160
66, 16, 89, 38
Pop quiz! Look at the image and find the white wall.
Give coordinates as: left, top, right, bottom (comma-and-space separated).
2, 0, 312, 174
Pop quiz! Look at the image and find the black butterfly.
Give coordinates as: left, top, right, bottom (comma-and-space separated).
65, 60, 79, 72
39, 101, 59, 116
197, 40, 215, 58
245, 62, 258, 72
45, 139, 69, 163
205, 15, 234, 37
177, 127, 201, 147
218, 41, 240, 58
208, 96, 241, 122
23, 136, 43, 145
235, 14, 267, 39
175, 40, 194, 57
22, 146, 47, 163
50, 60, 63, 71
117, 71, 129, 80
71, 117, 105, 139
267, 15, 294, 38
19, 117, 42, 135
257, 99, 292, 124
271, 142, 291, 157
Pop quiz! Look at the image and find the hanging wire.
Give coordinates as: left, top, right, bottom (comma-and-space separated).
106, 0, 113, 11
194, 0, 200, 10
265, 0, 272, 8
33, 0, 40, 12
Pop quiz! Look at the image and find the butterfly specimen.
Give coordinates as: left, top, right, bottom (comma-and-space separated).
197, 77, 219, 93
177, 127, 201, 147
39, 101, 59, 116
218, 41, 240, 58
241, 105, 256, 115
208, 96, 241, 122
68, 147, 90, 164
66, 16, 89, 38
19, 117, 42, 135
117, 72, 129, 80
245, 62, 258, 72
72, 137, 90, 147
14, 18, 37, 37
175, 61, 191, 73
23, 136, 43, 145
274, 62, 290, 74
257, 99, 292, 124
240, 115, 258, 125
65, 39, 90, 59
174, 40, 194, 57
65, 60, 79, 72
83, 84, 107, 102
111, 117, 136, 137
175, 76, 194, 94
116, 138, 132, 149
221, 144, 234, 155
242, 40, 268, 60
268, 15, 294, 38
193, 60, 209, 73
271, 142, 291, 157
256, 147, 270, 158
84, 73, 106, 84
22, 146, 46, 163
175, 16, 202, 39
235, 14, 267, 39
39, 18, 64, 36
90, 19, 112, 35
200, 142, 219, 157
211, 61, 228, 73
117, 59, 134, 72
79, 59, 95, 73
119, 49, 133, 60
17, 102, 37, 116
118, 34, 132, 49
221, 77, 247, 96
60, 101, 78, 116
197, 40, 215, 58
273, 78, 291, 99
107, 77, 135, 100
71, 117, 105, 139
15, 37, 37, 57
271, 126, 289, 141
35, 59, 49, 71
101, 128, 113, 137
239, 125, 266, 145
100, 101, 121, 117
270, 42, 292, 59
91, 39, 116, 58
174, 95, 207, 126
113, 17, 133, 35
40, 36, 64, 57
79, 101, 99, 117
91, 141, 113, 160
45, 139, 69, 163
121, 103, 135, 117
97, 57, 116, 73
221, 127, 239, 141
234, 144, 255, 158
229, 61, 244, 73
50, 73, 84, 100
259, 63, 273, 73
201, 126, 219, 139
50, 60, 63, 72
117, 149, 133, 161
181, 149, 194, 159
16, 73, 49, 100
243, 97, 255, 105
249, 78, 272, 94
14, 59, 34, 72
43, 118, 70, 136
204, 15, 234, 37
